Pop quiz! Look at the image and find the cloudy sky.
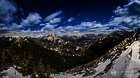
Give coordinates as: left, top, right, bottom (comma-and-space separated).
15, 0, 128, 22
1, 0, 140, 34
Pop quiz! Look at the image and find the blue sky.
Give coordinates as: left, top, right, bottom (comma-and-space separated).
15, 0, 128, 23
1, 0, 140, 34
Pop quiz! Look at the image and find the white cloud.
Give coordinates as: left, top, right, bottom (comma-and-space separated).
104, 0, 140, 32
41, 23, 57, 31
0, 24, 8, 30
9, 23, 22, 30
51, 21, 105, 33
80, 22, 94, 27
0, 0, 17, 23
21, 13, 42, 27
21, 29, 32, 32
49, 18, 61, 24
115, 0, 140, 15
44, 11, 63, 22
39, 23, 46, 26
40, 17, 62, 31
114, 6, 128, 15
67, 17, 75, 22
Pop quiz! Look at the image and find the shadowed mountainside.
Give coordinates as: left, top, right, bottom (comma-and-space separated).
0, 29, 139, 78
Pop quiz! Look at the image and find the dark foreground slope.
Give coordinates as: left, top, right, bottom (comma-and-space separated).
0, 30, 139, 78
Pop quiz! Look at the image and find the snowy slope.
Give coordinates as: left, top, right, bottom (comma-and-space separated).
94, 41, 140, 78
51, 41, 140, 78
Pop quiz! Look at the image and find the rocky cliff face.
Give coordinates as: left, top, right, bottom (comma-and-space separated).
0, 29, 140, 78
52, 30, 140, 78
